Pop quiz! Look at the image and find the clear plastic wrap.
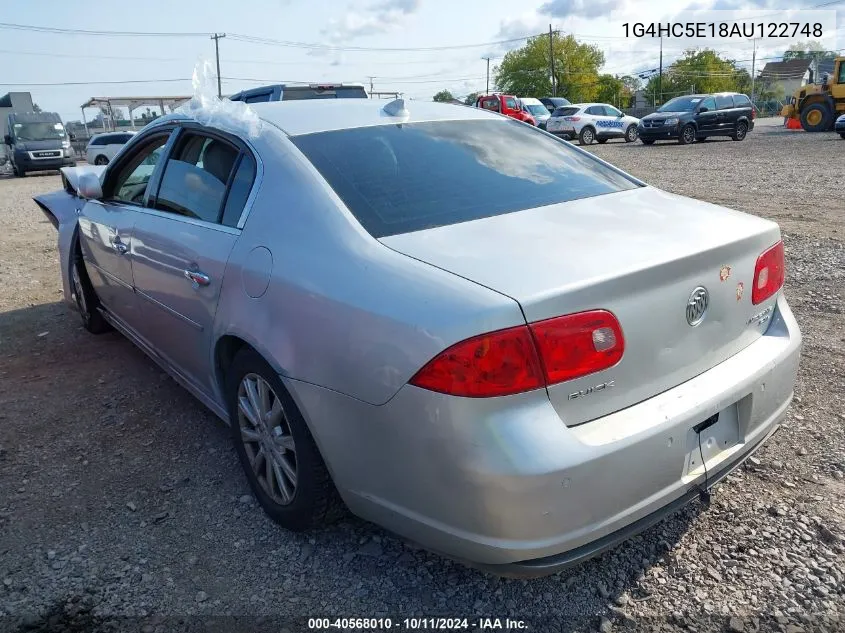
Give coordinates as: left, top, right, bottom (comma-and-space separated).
176, 59, 262, 139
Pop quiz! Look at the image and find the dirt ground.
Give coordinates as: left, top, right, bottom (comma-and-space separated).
0, 121, 843, 633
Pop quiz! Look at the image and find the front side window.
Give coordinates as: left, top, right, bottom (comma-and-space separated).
154, 132, 239, 223
604, 106, 623, 117
699, 97, 716, 111
108, 135, 169, 205
504, 97, 518, 110
292, 119, 640, 238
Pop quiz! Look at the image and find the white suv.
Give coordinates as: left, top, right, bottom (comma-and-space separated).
85, 132, 136, 165
546, 103, 640, 145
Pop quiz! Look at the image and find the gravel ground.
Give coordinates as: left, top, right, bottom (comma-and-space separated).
0, 122, 843, 633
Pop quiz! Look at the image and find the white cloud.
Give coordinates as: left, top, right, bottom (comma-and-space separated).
322, 0, 422, 42
538, 0, 625, 19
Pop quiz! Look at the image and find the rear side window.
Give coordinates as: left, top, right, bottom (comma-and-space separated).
479, 98, 499, 111
90, 136, 108, 146
585, 106, 604, 115
220, 154, 257, 228
115, 134, 133, 144
292, 119, 639, 238
154, 133, 239, 223
716, 95, 734, 110
552, 107, 579, 117
245, 92, 273, 103
733, 94, 751, 107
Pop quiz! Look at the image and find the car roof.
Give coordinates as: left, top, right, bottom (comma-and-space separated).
520, 97, 543, 105
249, 99, 502, 136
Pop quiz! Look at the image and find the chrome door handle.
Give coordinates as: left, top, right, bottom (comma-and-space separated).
112, 236, 128, 255
184, 269, 211, 287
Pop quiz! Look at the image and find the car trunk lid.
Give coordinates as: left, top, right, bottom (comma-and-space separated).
381, 186, 783, 427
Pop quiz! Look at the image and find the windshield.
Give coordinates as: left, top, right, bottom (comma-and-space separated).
13, 122, 66, 141
657, 96, 703, 112
525, 104, 549, 116
292, 119, 639, 238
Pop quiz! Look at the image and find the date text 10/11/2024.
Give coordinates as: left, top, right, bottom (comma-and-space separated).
622, 22, 823, 38
307, 618, 528, 630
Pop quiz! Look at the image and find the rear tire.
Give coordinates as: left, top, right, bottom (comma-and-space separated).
678, 124, 696, 145
12, 164, 24, 177
70, 249, 111, 334
732, 121, 748, 141
640, 139, 655, 145
800, 103, 832, 132
578, 127, 595, 145
839, 133, 845, 139
227, 348, 344, 532
624, 124, 638, 143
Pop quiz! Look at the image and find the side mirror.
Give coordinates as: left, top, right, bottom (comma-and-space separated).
3, 134, 12, 145
78, 171, 103, 200
698, 107, 709, 113
69, 133, 77, 142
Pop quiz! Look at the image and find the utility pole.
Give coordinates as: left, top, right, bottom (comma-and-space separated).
368, 76, 375, 98
549, 24, 556, 97
658, 35, 663, 105
482, 57, 491, 94
211, 33, 226, 98
750, 38, 757, 105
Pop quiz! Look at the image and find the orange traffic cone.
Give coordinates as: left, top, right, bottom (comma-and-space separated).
785, 117, 802, 130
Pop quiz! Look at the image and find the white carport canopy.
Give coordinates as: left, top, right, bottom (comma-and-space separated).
80, 95, 191, 134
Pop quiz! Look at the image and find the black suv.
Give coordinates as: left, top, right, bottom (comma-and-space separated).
638, 92, 755, 145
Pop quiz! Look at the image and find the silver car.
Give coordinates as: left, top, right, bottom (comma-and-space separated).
34, 98, 801, 577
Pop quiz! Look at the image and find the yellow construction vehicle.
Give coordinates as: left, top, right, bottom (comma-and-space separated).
781, 56, 845, 131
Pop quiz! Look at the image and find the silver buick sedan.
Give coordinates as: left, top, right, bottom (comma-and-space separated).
34, 98, 801, 577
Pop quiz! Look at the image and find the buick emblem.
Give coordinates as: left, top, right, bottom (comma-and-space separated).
686, 286, 709, 326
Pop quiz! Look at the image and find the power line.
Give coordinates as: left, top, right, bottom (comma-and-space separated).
0, 78, 192, 87
225, 32, 543, 52
0, 22, 209, 37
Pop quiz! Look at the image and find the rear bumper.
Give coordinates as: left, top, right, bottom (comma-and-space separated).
286, 295, 801, 574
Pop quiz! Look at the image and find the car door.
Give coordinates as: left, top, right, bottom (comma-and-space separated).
695, 97, 718, 134
601, 105, 626, 136
78, 130, 172, 328
583, 105, 605, 134
714, 94, 735, 133
130, 126, 257, 396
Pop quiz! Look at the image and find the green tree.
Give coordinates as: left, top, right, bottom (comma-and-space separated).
433, 89, 455, 103
494, 33, 604, 102
463, 92, 480, 105
783, 41, 838, 60
644, 49, 751, 105
32, 103, 42, 113
595, 74, 625, 106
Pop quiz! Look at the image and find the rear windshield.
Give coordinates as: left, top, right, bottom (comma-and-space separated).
292, 119, 639, 238
282, 86, 367, 100
552, 107, 579, 117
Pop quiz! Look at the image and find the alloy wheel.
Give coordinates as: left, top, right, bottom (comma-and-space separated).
237, 373, 298, 505
71, 262, 89, 321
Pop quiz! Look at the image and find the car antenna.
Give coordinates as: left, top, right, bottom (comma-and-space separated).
382, 98, 409, 118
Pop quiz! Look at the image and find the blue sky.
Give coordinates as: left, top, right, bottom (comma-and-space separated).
0, 0, 841, 123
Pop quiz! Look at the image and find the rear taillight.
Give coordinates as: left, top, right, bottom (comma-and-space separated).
752, 240, 785, 305
409, 310, 624, 398
565, 116, 580, 121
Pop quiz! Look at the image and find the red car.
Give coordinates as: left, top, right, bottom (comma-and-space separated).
474, 94, 536, 125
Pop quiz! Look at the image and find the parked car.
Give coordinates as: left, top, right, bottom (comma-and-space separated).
836, 113, 845, 138
539, 96, 572, 113
86, 132, 136, 165
519, 97, 552, 129
228, 83, 368, 103
638, 92, 755, 145
34, 99, 801, 577
474, 93, 535, 125
4, 111, 76, 177
546, 103, 640, 145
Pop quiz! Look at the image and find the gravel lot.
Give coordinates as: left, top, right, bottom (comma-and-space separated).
0, 121, 843, 633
